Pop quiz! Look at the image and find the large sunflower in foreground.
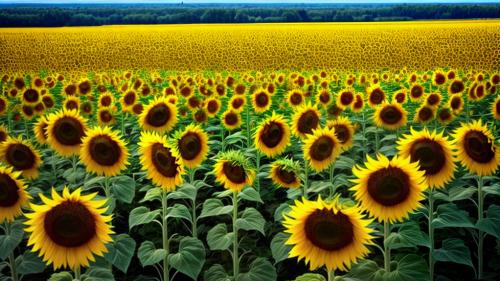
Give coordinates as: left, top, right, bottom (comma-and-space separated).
325, 116, 355, 151
80, 126, 129, 177
0, 137, 41, 179
373, 102, 407, 130
270, 158, 301, 189
46, 109, 88, 157
139, 97, 178, 132
283, 197, 375, 271
351, 154, 427, 223
254, 112, 291, 158
397, 128, 455, 188
139, 131, 184, 191
172, 124, 209, 169
292, 104, 321, 139
25, 187, 113, 269
213, 150, 255, 192
452, 120, 499, 176
303, 127, 341, 172
0, 165, 30, 223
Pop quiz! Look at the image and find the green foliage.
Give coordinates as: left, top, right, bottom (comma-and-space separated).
137, 241, 167, 267
169, 237, 206, 280
104, 234, 136, 273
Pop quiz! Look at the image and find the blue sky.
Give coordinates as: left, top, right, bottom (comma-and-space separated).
1, 0, 499, 3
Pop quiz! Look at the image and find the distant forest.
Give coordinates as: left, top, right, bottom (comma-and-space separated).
0, 3, 499, 27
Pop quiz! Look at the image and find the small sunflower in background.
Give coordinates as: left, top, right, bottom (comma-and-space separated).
229, 95, 246, 113
351, 94, 364, 113
448, 95, 464, 114
409, 84, 424, 101
303, 127, 341, 172
414, 105, 435, 124
0, 136, 41, 179
325, 116, 355, 151
492, 95, 500, 120
336, 89, 355, 109
254, 112, 291, 158
373, 102, 407, 130
213, 150, 255, 192
139, 131, 184, 191
366, 85, 385, 108
316, 88, 332, 107
139, 97, 178, 133
270, 158, 301, 189
0, 165, 31, 223
46, 109, 88, 157
351, 154, 427, 223
25, 187, 113, 270
252, 88, 272, 113
283, 196, 375, 272
171, 124, 209, 169
98, 107, 116, 126
398, 128, 455, 188
452, 120, 499, 176
205, 97, 221, 117
222, 110, 242, 130
80, 126, 129, 177
448, 79, 465, 95
286, 89, 304, 108
292, 103, 321, 139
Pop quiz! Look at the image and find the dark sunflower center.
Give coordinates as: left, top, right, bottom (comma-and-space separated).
89, 135, 121, 166
222, 162, 246, 184
22, 106, 34, 116
411, 86, 423, 98
100, 111, 113, 123
189, 97, 200, 108
435, 74, 446, 85
133, 104, 143, 115
319, 92, 330, 103
66, 100, 78, 110
290, 93, 302, 105
463, 131, 495, 164
79, 81, 91, 94
194, 110, 207, 123
0, 99, 6, 112
370, 89, 384, 104
340, 92, 354, 105
395, 93, 405, 103
310, 136, 335, 161
0, 173, 20, 207
82, 102, 92, 113
65, 85, 76, 96
410, 139, 446, 175
276, 167, 296, 184
101, 96, 112, 107
42, 96, 54, 108
146, 104, 170, 127
0, 131, 7, 143
305, 209, 354, 251
232, 98, 244, 109
334, 125, 350, 144
418, 107, 433, 122
225, 113, 238, 126
367, 166, 410, 206
44, 201, 96, 248
53, 117, 85, 146
298, 110, 319, 135
24, 89, 39, 103
14, 78, 25, 89
427, 94, 439, 106
260, 122, 284, 148
179, 132, 202, 161
151, 143, 178, 177
450, 97, 461, 110
476, 86, 485, 98
450, 81, 464, 93
380, 106, 403, 125
439, 109, 452, 121
353, 97, 363, 109
255, 92, 269, 107
6, 143, 35, 170
207, 101, 219, 113
124, 92, 136, 105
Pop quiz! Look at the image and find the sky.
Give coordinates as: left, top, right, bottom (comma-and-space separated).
0, 0, 499, 3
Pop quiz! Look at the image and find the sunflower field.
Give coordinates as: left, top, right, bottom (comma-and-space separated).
0, 20, 499, 281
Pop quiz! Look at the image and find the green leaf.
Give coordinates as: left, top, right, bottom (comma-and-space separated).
137, 241, 167, 267
274, 203, 291, 222
293, 273, 326, 281
199, 199, 233, 218
204, 264, 229, 281
238, 187, 263, 203
206, 223, 233, 251
238, 257, 277, 281
140, 187, 162, 203
167, 183, 197, 202
48, 272, 73, 281
345, 260, 381, 281
167, 203, 192, 223
128, 207, 160, 230
110, 175, 136, 203
235, 208, 265, 235
381, 254, 429, 281
385, 221, 429, 249
270, 233, 291, 264
169, 237, 205, 280
483, 183, 500, 197
0, 221, 24, 260
82, 267, 115, 281
83, 176, 105, 190
476, 205, 500, 239
104, 234, 136, 273
15, 251, 46, 275
432, 203, 474, 229
446, 186, 476, 202
434, 238, 474, 269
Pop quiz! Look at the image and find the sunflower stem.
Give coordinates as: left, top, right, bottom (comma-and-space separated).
245, 101, 251, 149
121, 112, 126, 136
162, 190, 170, 281
428, 189, 435, 281
477, 176, 484, 280
327, 269, 335, 281
189, 169, 197, 238
303, 159, 309, 199
74, 266, 81, 281
328, 165, 335, 199
232, 191, 239, 279
23, 118, 29, 140
255, 152, 261, 192
5, 223, 19, 281
71, 155, 78, 187
383, 221, 391, 273
220, 125, 225, 152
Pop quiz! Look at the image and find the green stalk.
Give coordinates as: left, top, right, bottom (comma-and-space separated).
361, 110, 367, 160
255, 152, 261, 192
5, 223, 18, 281
303, 159, 309, 199
477, 176, 484, 280
384, 221, 391, 273
327, 270, 335, 281
74, 266, 81, 281
162, 191, 170, 281
328, 165, 335, 198
428, 189, 435, 281
220, 125, 225, 152
189, 169, 197, 238
232, 191, 239, 279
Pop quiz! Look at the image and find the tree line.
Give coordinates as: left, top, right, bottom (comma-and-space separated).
0, 4, 499, 27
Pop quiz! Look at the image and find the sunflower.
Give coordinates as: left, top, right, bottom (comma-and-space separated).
25, 187, 113, 269
351, 154, 427, 223
139, 97, 178, 132
97, 107, 115, 126
254, 112, 291, 158
374, 102, 407, 130
336, 90, 355, 109
397, 128, 455, 188
46, 109, 88, 157
229, 95, 246, 113
205, 97, 221, 117
493, 95, 500, 120
21, 105, 35, 120
270, 158, 301, 189
448, 95, 464, 114
80, 101, 93, 115
426, 93, 441, 108
34, 116, 49, 145
80, 127, 129, 177
0, 96, 7, 116
292, 104, 321, 139
121, 90, 137, 109
222, 110, 242, 131
172, 124, 209, 169
78, 80, 92, 95
325, 116, 355, 150
283, 197, 375, 271
64, 96, 80, 111
414, 106, 435, 124
452, 120, 499, 176
252, 89, 272, 113
448, 79, 465, 95
0, 125, 8, 144
99, 93, 114, 108
437, 107, 454, 124
286, 89, 304, 108
0, 165, 30, 223
432, 70, 447, 86
22, 88, 40, 105
213, 150, 255, 192
352, 94, 364, 113
366, 85, 385, 107
316, 89, 332, 107
139, 131, 184, 191
303, 127, 341, 172
409, 84, 424, 101
393, 90, 407, 104
0, 137, 41, 179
